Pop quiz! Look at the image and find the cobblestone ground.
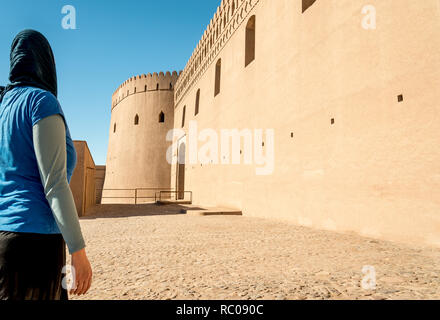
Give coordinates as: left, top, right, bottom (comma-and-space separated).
70, 204, 440, 300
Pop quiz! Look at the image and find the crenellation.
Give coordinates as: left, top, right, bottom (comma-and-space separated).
175, 0, 258, 104
111, 70, 180, 110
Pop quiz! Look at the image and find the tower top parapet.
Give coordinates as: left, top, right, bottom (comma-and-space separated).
111, 71, 181, 110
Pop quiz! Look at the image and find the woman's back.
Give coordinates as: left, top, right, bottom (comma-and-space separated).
0, 86, 76, 234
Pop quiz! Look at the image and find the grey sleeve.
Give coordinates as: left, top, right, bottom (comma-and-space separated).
32, 114, 86, 254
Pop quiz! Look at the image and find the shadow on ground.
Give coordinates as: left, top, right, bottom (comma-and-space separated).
81, 203, 207, 220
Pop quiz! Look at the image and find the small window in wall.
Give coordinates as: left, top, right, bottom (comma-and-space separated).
245, 16, 256, 67
195, 89, 200, 116
134, 87, 137, 93
302, 0, 317, 13
144, 85, 147, 92
182, 106, 186, 128
134, 114, 139, 125
170, 83, 173, 90
214, 59, 222, 97
156, 83, 159, 91
398, 94, 404, 102
113, 123, 116, 133
159, 111, 165, 123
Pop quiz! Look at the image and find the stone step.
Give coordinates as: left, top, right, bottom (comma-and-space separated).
157, 200, 192, 205
181, 206, 242, 216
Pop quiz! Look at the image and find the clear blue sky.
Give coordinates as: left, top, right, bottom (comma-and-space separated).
0, 0, 220, 164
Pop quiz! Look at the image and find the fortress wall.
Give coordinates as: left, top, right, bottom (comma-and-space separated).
103, 72, 179, 204
172, 0, 440, 246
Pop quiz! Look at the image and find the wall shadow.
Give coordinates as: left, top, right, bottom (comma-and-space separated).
80, 203, 206, 220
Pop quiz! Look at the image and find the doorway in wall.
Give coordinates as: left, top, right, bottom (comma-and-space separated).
176, 142, 186, 200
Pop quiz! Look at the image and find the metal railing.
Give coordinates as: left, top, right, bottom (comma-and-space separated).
97, 188, 174, 204
155, 191, 193, 203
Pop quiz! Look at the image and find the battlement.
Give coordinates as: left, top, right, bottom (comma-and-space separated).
111, 71, 181, 110
174, 0, 260, 104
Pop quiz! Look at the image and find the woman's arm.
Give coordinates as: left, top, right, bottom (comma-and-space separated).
33, 114, 92, 295
32, 114, 85, 254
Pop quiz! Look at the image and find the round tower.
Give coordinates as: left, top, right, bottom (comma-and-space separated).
102, 71, 180, 204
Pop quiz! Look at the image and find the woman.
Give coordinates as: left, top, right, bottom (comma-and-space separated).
0, 30, 92, 300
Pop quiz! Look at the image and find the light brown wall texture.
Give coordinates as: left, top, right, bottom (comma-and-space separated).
106, 0, 440, 247
171, 0, 440, 247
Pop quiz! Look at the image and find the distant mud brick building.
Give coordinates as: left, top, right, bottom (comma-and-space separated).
70, 141, 104, 216
94, 165, 106, 204
102, 0, 440, 247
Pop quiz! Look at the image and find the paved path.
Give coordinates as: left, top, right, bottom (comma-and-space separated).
70, 204, 440, 300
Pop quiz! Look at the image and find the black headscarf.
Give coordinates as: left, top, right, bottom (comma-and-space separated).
0, 29, 57, 103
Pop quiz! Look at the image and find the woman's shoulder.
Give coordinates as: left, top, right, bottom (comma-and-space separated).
24, 87, 58, 104
6, 86, 59, 108
18, 87, 64, 127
